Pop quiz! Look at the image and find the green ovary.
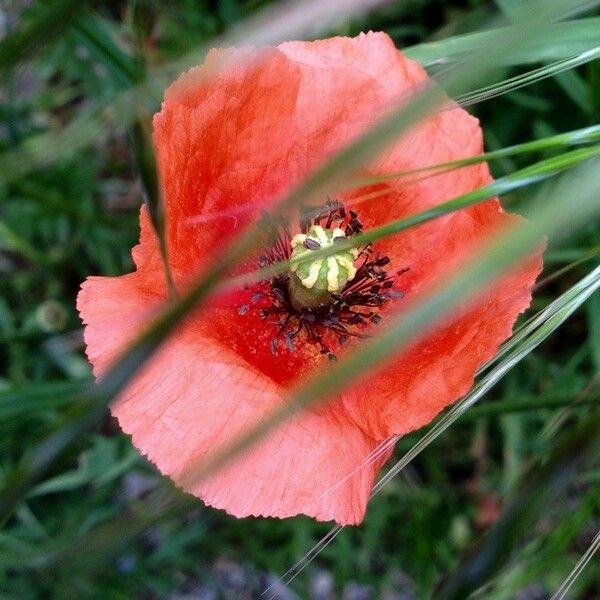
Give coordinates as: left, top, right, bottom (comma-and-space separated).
288, 225, 358, 310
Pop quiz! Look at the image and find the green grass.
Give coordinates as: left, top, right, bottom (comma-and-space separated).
0, 0, 599, 598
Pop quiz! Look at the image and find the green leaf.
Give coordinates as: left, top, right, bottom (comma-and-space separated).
72, 13, 143, 87
0, 0, 90, 72
0, 381, 91, 420
405, 18, 600, 67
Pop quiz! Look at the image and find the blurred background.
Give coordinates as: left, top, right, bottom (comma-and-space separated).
1, 0, 599, 598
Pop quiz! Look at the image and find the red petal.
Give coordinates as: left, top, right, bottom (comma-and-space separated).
341, 250, 543, 439
77, 272, 388, 524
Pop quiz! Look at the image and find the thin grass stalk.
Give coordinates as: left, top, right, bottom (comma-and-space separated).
434, 413, 600, 600
550, 529, 600, 600
178, 159, 600, 492
355, 124, 600, 188
208, 145, 600, 293
479, 263, 600, 373
455, 47, 600, 107
270, 264, 600, 589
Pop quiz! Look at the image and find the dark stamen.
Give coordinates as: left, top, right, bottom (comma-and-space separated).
239, 199, 408, 360
303, 238, 321, 250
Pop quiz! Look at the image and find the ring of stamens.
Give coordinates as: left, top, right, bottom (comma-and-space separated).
238, 198, 408, 361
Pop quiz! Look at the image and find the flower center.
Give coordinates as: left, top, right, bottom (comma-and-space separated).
288, 225, 359, 311
238, 199, 408, 361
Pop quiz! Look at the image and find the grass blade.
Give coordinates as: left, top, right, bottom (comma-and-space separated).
0, 0, 90, 72
550, 529, 600, 600
178, 158, 600, 491
272, 263, 600, 590
211, 144, 600, 291
434, 413, 600, 600
405, 17, 600, 67
456, 47, 600, 108
357, 124, 600, 187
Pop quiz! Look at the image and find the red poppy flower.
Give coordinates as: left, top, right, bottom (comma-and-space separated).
78, 32, 543, 525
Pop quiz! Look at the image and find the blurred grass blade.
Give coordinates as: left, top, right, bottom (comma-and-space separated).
456, 47, 600, 108
358, 124, 600, 187
1, 2, 597, 186
127, 3, 177, 298
0, 0, 596, 516
0, 398, 107, 519
0, 381, 92, 420
434, 413, 600, 600
405, 17, 600, 67
226, 145, 600, 292
179, 158, 600, 491
72, 12, 144, 87
0, 222, 49, 265
168, 0, 394, 76
461, 390, 600, 419
0, 489, 191, 571
550, 529, 600, 600
130, 116, 177, 298
273, 263, 600, 590
0, 0, 90, 71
